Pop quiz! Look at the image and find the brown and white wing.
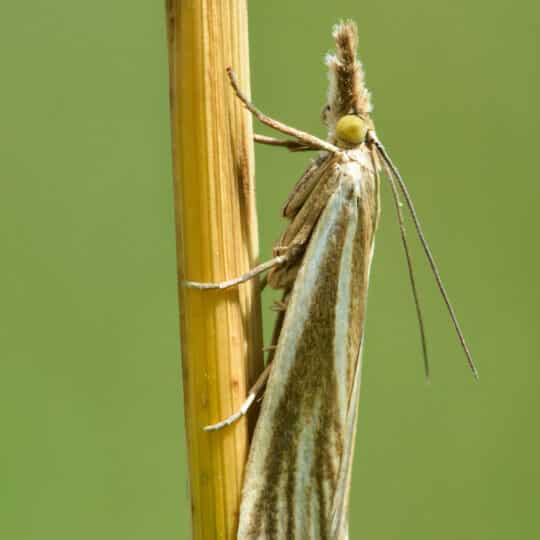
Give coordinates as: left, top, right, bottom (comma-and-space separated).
238, 158, 377, 540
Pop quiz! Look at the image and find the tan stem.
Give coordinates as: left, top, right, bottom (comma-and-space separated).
165, 1, 263, 538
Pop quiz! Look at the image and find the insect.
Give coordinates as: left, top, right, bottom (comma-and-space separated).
186, 20, 477, 540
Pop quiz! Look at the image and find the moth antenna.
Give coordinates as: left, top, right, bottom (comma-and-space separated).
379, 155, 430, 379
372, 135, 479, 379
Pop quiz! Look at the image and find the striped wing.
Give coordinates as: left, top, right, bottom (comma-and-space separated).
238, 155, 377, 539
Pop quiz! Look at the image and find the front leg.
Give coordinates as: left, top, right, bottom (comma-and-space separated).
254, 134, 318, 152
227, 68, 340, 155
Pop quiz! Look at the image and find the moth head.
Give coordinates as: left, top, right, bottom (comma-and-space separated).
323, 21, 372, 146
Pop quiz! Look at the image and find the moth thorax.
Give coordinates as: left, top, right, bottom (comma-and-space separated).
335, 115, 366, 147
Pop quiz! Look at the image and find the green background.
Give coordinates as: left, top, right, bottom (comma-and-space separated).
1, 1, 538, 539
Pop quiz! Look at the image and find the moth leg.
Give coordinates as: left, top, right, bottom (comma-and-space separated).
227, 68, 339, 154
203, 290, 289, 432
254, 134, 319, 152
184, 255, 286, 290
272, 244, 288, 256
203, 361, 273, 432
271, 299, 288, 312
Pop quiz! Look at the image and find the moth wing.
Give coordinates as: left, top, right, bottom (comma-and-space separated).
238, 158, 377, 540
331, 189, 376, 537
330, 338, 364, 539
282, 153, 335, 218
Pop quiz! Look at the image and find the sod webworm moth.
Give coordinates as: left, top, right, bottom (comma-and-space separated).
186, 21, 478, 540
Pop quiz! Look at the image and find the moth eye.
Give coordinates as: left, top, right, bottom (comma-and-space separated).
335, 115, 366, 145
321, 104, 331, 123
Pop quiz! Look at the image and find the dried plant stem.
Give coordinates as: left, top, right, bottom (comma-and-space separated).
165, 1, 263, 539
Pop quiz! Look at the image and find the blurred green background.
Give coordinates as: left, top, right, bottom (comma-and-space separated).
1, 1, 538, 539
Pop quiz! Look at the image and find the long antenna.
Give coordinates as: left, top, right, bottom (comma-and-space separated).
379, 155, 430, 379
372, 134, 479, 379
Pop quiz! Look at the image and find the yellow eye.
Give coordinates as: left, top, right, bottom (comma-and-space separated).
335, 115, 366, 145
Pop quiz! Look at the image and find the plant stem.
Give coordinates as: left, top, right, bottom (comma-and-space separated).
165, 1, 263, 538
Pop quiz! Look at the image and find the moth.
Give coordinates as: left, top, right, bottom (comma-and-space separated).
186, 21, 477, 540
